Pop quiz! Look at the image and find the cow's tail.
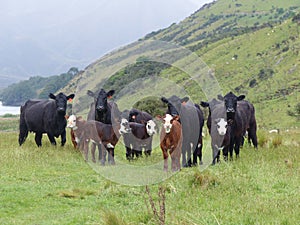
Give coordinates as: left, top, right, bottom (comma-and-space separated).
18, 105, 28, 146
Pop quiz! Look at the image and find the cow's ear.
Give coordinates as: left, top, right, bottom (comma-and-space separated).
107, 90, 115, 98
181, 97, 189, 103
200, 101, 209, 108
87, 90, 95, 97
156, 115, 163, 121
237, 95, 245, 101
49, 93, 56, 99
131, 111, 139, 117
217, 94, 224, 101
161, 97, 169, 104
67, 94, 75, 100
173, 115, 180, 121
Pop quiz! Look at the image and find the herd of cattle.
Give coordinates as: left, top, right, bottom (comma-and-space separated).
18, 88, 258, 171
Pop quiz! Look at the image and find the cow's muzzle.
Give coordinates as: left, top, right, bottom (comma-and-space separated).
226, 107, 235, 113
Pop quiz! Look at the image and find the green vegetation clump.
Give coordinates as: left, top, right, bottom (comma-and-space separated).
0, 67, 79, 106
271, 135, 283, 148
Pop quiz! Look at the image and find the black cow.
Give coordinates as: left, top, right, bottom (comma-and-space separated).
217, 92, 258, 159
200, 99, 231, 164
87, 89, 120, 123
18, 92, 75, 147
161, 95, 204, 167
87, 89, 121, 163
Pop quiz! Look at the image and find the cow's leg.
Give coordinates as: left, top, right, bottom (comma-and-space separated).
184, 141, 192, 167
107, 147, 115, 165
223, 146, 229, 161
248, 127, 258, 149
47, 133, 56, 146
145, 138, 152, 156
211, 144, 220, 165
199, 140, 203, 165
162, 149, 168, 172
181, 139, 188, 167
171, 148, 180, 172
100, 144, 106, 166
234, 137, 242, 159
125, 145, 132, 161
83, 140, 89, 161
35, 132, 43, 147
229, 136, 235, 160
97, 144, 103, 161
192, 143, 200, 166
91, 143, 97, 163
133, 142, 142, 158
60, 129, 66, 146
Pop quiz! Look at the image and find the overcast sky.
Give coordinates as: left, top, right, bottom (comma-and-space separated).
0, 0, 212, 86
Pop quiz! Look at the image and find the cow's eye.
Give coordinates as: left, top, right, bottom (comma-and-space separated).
217, 125, 220, 128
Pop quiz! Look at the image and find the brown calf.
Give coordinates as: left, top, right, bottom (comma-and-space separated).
67, 115, 130, 165
158, 114, 182, 172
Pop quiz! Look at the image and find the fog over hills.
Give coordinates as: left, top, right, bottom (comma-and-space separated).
0, 0, 212, 88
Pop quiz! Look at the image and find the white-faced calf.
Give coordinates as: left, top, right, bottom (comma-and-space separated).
157, 114, 182, 172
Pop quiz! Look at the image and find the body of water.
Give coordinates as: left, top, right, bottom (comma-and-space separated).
0, 102, 20, 116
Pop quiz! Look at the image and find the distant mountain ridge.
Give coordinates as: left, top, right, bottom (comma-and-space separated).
0, 0, 211, 88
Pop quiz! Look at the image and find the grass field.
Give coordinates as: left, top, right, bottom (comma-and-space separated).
0, 117, 299, 225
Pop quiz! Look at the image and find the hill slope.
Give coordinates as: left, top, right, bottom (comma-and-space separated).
61, 0, 300, 129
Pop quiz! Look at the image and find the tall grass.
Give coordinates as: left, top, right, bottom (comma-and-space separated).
0, 127, 299, 224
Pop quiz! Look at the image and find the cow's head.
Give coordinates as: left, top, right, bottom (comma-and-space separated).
67, 114, 77, 129
146, 120, 157, 136
119, 118, 132, 134
49, 92, 75, 115
157, 114, 180, 134
201, 98, 223, 113
161, 95, 188, 116
87, 89, 115, 112
218, 92, 245, 119
214, 118, 228, 136
128, 110, 139, 122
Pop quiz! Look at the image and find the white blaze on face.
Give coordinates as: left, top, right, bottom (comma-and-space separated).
146, 120, 156, 136
216, 118, 227, 136
119, 118, 131, 134
67, 115, 77, 129
163, 114, 173, 134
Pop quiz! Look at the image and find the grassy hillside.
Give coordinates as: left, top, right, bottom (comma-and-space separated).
0, 118, 299, 224
60, 0, 300, 130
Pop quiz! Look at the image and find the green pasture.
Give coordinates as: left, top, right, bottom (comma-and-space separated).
0, 117, 299, 225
